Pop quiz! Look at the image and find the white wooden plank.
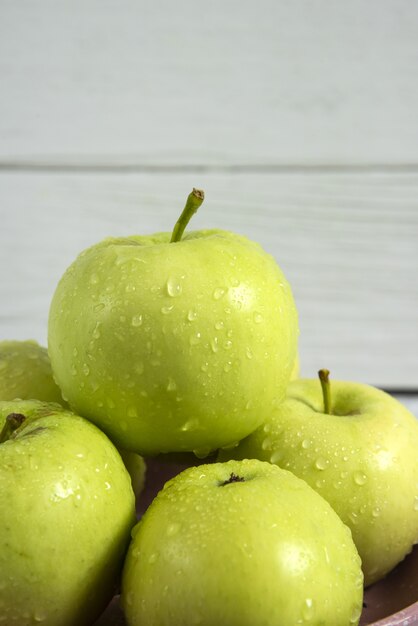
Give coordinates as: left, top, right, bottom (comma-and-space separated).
1, 171, 417, 388
1, 1, 418, 166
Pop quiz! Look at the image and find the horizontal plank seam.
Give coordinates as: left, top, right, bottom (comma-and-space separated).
2, 162, 418, 175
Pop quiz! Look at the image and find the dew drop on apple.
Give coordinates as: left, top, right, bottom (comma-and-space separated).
349, 602, 362, 624
187, 309, 197, 321
166, 378, 177, 392
213, 287, 226, 300
270, 450, 283, 464
214, 320, 224, 330
148, 552, 158, 564
301, 438, 311, 449
131, 314, 143, 327
262, 438, 272, 451
166, 277, 182, 297
414, 495, 418, 511
210, 337, 219, 353
193, 446, 212, 459
253, 312, 263, 324
166, 522, 181, 536
353, 471, 367, 486
181, 419, 198, 432
161, 305, 174, 315
89, 273, 99, 285
302, 598, 315, 621
189, 332, 201, 346
223, 361, 233, 372
314, 457, 329, 471
33, 609, 47, 623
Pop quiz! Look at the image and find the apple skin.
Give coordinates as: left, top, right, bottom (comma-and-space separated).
0, 339, 64, 404
121, 459, 363, 626
219, 379, 418, 586
0, 339, 146, 499
48, 230, 298, 456
0, 399, 136, 626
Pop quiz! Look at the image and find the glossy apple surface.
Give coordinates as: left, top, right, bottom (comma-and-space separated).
48, 194, 298, 456
121, 459, 363, 626
0, 339, 146, 499
0, 339, 64, 403
219, 378, 418, 586
0, 400, 136, 626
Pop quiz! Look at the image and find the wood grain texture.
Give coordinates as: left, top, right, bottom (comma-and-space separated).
1, 1, 418, 166
1, 171, 417, 388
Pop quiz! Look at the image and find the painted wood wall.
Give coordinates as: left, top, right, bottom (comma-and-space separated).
1, 1, 417, 391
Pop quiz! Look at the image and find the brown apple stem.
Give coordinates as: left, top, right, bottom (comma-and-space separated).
170, 188, 205, 243
0, 412, 26, 443
318, 369, 332, 414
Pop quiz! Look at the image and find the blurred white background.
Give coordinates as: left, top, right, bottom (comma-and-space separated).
1, 0, 417, 390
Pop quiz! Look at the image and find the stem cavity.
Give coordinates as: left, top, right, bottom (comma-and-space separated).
170, 188, 205, 243
318, 369, 332, 415
0, 413, 26, 443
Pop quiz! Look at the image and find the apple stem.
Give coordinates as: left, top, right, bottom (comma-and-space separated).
318, 369, 332, 415
0, 413, 26, 443
170, 188, 205, 243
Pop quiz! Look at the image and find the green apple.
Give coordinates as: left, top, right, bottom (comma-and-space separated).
48, 189, 298, 456
0, 339, 146, 499
0, 339, 64, 403
0, 399, 136, 626
219, 370, 418, 586
121, 459, 363, 626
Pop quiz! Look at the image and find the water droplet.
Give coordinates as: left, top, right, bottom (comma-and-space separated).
125, 284, 136, 293
181, 419, 199, 432
189, 332, 201, 346
223, 361, 233, 372
73, 347, 78, 357
93, 322, 101, 339
253, 312, 263, 324
148, 553, 158, 564
213, 287, 226, 300
167, 522, 181, 536
167, 378, 177, 392
215, 320, 224, 330
350, 603, 362, 624
270, 450, 282, 464
132, 314, 143, 327
223, 339, 233, 350
315, 457, 329, 471
353, 471, 367, 486
302, 598, 315, 621
372, 507, 381, 518
167, 278, 182, 297
210, 337, 219, 353
187, 310, 197, 321
262, 438, 272, 451
414, 496, 418, 511
89, 273, 99, 285
161, 305, 173, 315
193, 447, 212, 459
127, 407, 138, 418
200, 362, 209, 372
82, 363, 90, 376
33, 609, 47, 622
246, 346, 253, 359
301, 439, 311, 449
